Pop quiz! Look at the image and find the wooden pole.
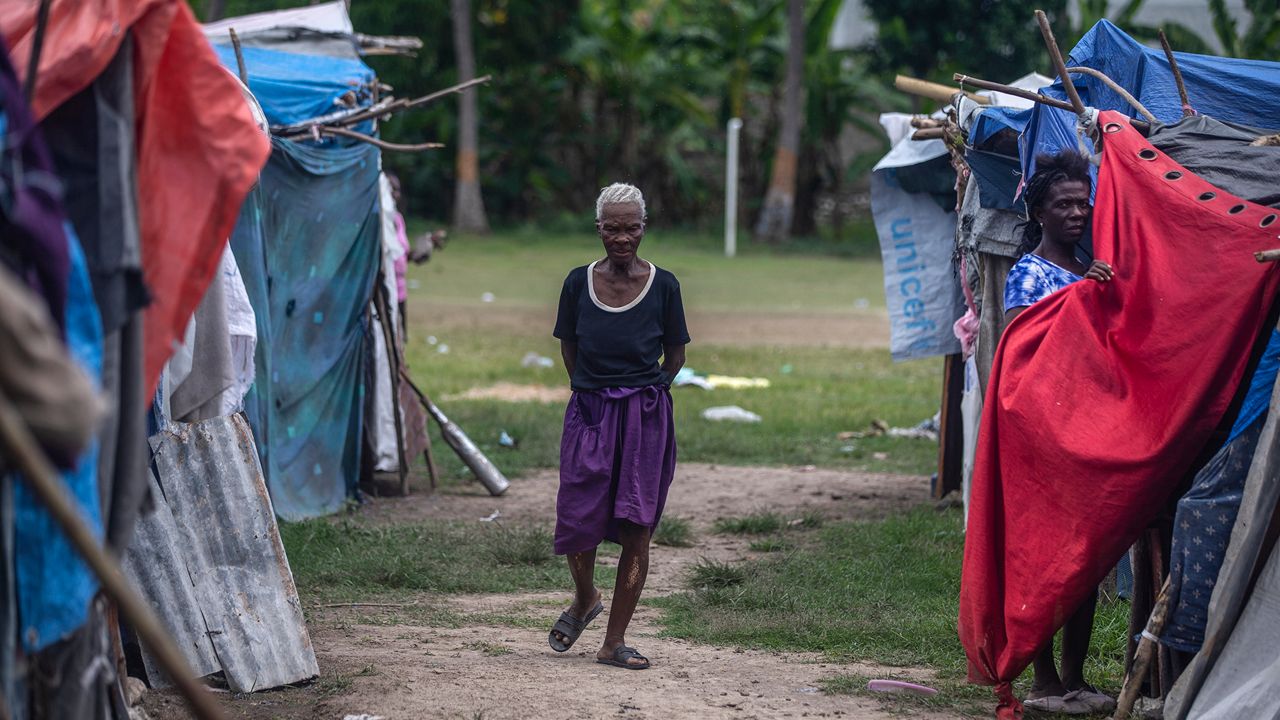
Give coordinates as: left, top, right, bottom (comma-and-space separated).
934, 354, 964, 500
1113, 577, 1173, 720
953, 74, 1076, 113
373, 282, 411, 496
1065, 66, 1159, 124
1035, 9, 1086, 116
228, 28, 249, 86
1159, 30, 1194, 117
0, 395, 227, 720
1256, 249, 1280, 263
894, 75, 989, 106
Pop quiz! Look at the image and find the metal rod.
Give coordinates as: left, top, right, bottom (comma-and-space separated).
1036, 9, 1086, 116
1113, 577, 1172, 720
1065, 66, 1159, 124
895, 74, 990, 105
953, 73, 1076, 112
1159, 30, 1194, 117
1255, 249, 1280, 263
0, 395, 227, 720
228, 28, 249, 86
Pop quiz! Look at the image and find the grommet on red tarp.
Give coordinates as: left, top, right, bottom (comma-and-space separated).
1262, 214, 1277, 228
1138, 148, 1158, 161
1165, 170, 1183, 181
1230, 204, 1247, 215
1103, 122, 1123, 134
1198, 192, 1217, 202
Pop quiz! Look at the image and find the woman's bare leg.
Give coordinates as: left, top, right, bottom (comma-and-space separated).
551, 549, 600, 646
598, 521, 650, 666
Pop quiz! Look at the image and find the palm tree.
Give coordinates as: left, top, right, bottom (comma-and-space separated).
450, 0, 490, 233
753, 0, 804, 243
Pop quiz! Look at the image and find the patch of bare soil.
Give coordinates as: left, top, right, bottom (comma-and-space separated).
140, 465, 964, 720
421, 302, 890, 348
441, 381, 571, 403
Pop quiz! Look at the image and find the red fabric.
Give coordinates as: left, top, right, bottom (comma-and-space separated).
3, 1, 271, 395
959, 112, 1280, 702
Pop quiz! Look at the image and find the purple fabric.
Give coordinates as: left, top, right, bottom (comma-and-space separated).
393, 212, 408, 303
554, 385, 676, 555
0, 37, 70, 334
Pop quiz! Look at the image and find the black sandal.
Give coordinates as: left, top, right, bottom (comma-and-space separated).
547, 600, 604, 652
596, 645, 650, 670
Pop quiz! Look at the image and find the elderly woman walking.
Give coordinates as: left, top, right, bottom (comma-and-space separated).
547, 183, 689, 670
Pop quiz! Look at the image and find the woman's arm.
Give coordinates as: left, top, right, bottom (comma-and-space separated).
660, 344, 686, 384
560, 340, 577, 382
1004, 306, 1028, 325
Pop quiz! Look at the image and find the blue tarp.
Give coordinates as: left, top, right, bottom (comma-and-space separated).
232, 138, 381, 521
211, 44, 374, 128
973, 20, 1280, 193
15, 227, 103, 652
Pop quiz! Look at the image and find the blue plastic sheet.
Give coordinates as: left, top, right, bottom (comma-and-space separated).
1063, 20, 1280, 128
991, 21, 1280, 196
232, 139, 381, 521
211, 44, 374, 128
14, 227, 103, 652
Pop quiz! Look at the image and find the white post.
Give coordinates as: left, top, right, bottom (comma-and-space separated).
724, 117, 742, 258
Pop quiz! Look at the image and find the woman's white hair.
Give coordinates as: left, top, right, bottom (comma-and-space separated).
595, 183, 646, 220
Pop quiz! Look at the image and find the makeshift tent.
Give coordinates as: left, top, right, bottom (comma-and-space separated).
210, 2, 421, 519
958, 111, 1280, 715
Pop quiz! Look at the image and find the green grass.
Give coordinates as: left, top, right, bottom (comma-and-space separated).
686, 559, 748, 590
407, 225, 888, 313
653, 507, 1130, 716
714, 512, 786, 535
747, 537, 790, 553
653, 517, 696, 547
279, 520, 606, 603
396, 228, 939, 485
463, 641, 513, 657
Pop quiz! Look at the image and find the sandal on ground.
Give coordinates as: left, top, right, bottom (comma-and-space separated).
547, 600, 604, 652
1065, 687, 1116, 713
596, 645, 650, 670
1023, 694, 1092, 715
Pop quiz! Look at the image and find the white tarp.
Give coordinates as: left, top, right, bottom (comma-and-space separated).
371, 172, 405, 472
202, 1, 352, 39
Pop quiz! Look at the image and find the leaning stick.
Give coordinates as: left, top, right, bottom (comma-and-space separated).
1159, 31, 1194, 117
1065, 66, 1159, 123
314, 126, 444, 152
228, 28, 249, 86
953, 73, 1075, 112
1255, 249, 1280, 263
912, 127, 946, 141
894, 75, 989, 106
1113, 577, 1173, 720
1036, 9, 1086, 116
372, 283, 411, 495
0, 395, 227, 720
399, 370, 510, 496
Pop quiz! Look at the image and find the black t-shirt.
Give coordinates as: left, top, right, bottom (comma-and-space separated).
553, 261, 690, 391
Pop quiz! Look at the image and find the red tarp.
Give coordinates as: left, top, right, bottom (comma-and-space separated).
959, 110, 1280, 718
1, 0, 271, 395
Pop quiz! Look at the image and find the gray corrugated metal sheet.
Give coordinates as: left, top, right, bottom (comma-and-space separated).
124, 469, 222, 685
126, 414, 318, 692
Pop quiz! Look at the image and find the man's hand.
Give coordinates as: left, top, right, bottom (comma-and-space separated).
1084, 260, 1114, 282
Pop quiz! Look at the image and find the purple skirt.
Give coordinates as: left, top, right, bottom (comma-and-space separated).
554, 385, 677, 555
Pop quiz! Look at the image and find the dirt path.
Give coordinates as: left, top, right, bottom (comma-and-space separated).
142, 464, 966, 720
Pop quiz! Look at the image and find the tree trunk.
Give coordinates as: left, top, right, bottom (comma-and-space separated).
753, 0, 805, 244
205, 0, 225, 21
449, 0, 490, 234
